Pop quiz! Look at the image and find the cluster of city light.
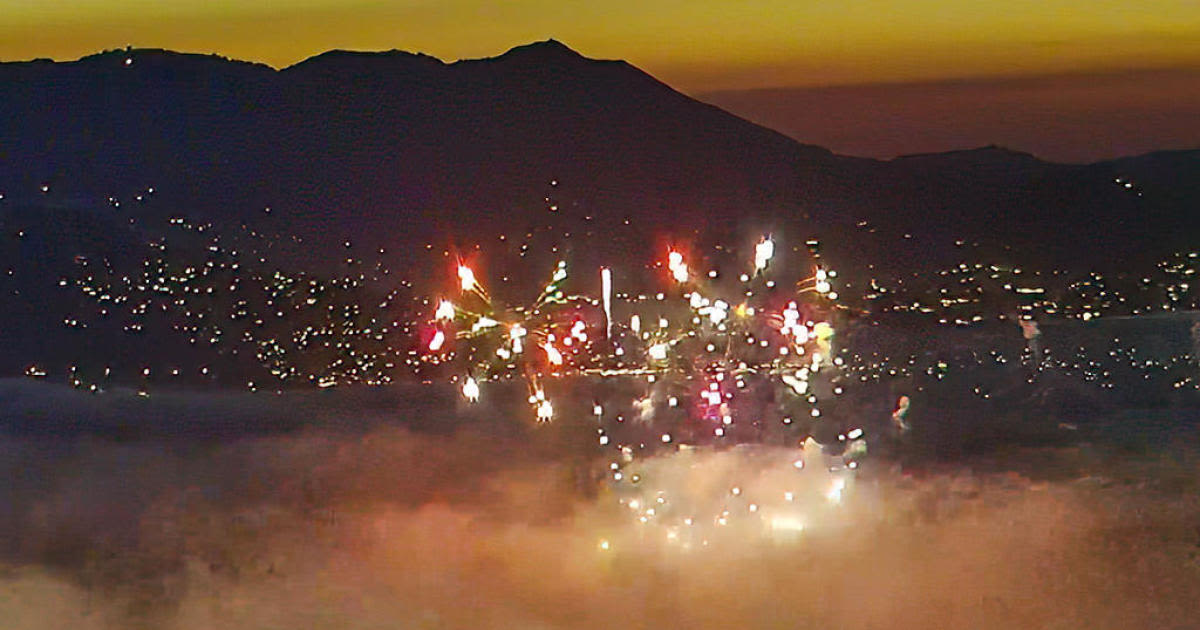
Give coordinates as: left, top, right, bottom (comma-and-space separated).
16, 176, 1200, 405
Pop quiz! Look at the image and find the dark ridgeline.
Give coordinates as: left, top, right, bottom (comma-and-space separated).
0, 40, 1197, 383
1, 40, 1195, 265
0, 40, 840, 261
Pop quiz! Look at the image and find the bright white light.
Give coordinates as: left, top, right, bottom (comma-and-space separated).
536, 398, 554, 422
542, 343, 563, 366
601, 267, 613, 338
705, 300, 729, 325
428, 330, 446, 352
782, 373, 808, 395
434, 299, 455, 321
471, 316, 499, 333
461, 376, 480, 402
754, 237, 775, 271
648, 343, 669, 361
457, 265, 477, 292
510, 324, 526, 353
668, 251, 688, 283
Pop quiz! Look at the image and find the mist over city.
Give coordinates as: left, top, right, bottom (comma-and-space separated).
2, 2, 1199, 628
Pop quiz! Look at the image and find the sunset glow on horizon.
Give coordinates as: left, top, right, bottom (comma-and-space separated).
3, 0, 1198, 92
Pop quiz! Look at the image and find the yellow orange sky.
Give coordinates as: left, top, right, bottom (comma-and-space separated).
2, 0, 1198, 91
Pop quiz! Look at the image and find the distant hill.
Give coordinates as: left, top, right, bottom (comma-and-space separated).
0, 40, 1198, 383
699, 68, 1200, 164
3, 40, 1194, 269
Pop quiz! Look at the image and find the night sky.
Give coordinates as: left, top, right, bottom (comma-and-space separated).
3, 2, 1197, 156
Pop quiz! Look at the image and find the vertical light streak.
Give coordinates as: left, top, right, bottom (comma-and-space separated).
601, 267, 613, 340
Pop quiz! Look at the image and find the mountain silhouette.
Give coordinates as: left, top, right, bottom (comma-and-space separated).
0, 40, 1197, 267
1, 40, 1198, 382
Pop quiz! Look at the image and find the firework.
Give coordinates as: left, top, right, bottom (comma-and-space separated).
419, 233, 860, 546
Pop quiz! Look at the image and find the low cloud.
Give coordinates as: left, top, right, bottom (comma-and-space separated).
0, 380, 1197, 629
